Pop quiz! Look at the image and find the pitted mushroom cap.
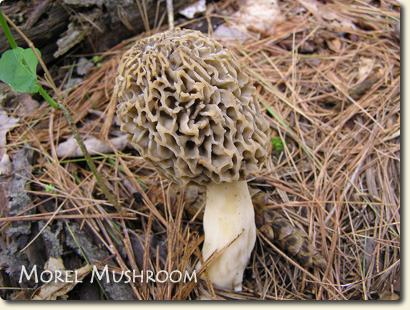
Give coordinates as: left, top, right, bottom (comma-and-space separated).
115, 29, 270, 187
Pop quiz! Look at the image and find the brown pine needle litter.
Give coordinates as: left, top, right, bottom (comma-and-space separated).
1, 0, 399, 301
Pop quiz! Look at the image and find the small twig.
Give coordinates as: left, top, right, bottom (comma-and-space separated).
0, 213, 137, 223
166, 0, 174, 30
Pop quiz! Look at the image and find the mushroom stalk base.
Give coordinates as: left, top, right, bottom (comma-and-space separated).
199, 180, 256, 292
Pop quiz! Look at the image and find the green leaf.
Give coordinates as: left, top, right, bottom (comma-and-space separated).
0, 47, 41, 94
271, 136, 284, 153
45, 183, 56, 193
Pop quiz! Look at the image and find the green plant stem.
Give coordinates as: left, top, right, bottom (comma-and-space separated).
0, 9, 17, 49
40, 86, 121, 212
38, 85, 59, 109
57, 101, 122, 213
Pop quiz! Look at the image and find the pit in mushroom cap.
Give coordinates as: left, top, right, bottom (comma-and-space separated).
115, 28, 270, 188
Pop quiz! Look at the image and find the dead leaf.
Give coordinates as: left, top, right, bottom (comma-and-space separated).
179, 0, 206, 19
213, 25, 251, 43
213, 0, 284, 42
327, 38, 343, 52
378, 290, 400, 300
31, 258, 90, 300
299, 0, 356, 30
56, 134, 129, 158
356, 57, 376, 85
15, 93, 40, 116
0, 110, 20, 175
0, 83, 39, 117
237, 0, 283, 33
76, 57, 94, 75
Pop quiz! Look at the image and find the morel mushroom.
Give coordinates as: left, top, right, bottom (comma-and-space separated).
114, 29, 270, 292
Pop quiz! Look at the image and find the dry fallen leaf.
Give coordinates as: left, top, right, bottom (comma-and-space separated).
214, 0, 284, 42
299, 0, 356, 30
356, 57, 377, 85
0, 110, 19, 175
31, 257, 91, 300
378, 290, 400, 300
179, 0, 206, 19
327, 38, 343, 52
56, 134, 129, 158
237, 0, 283, 33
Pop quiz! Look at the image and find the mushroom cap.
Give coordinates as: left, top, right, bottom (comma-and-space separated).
115, 29, 269, 187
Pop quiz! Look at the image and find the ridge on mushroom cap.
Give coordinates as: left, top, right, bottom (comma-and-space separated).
115, 28, 270, 187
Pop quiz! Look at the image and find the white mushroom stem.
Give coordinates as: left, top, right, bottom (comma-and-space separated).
199, 180, 256, 292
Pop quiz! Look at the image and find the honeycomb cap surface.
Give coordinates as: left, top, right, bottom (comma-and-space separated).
115, 29, 269, 187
